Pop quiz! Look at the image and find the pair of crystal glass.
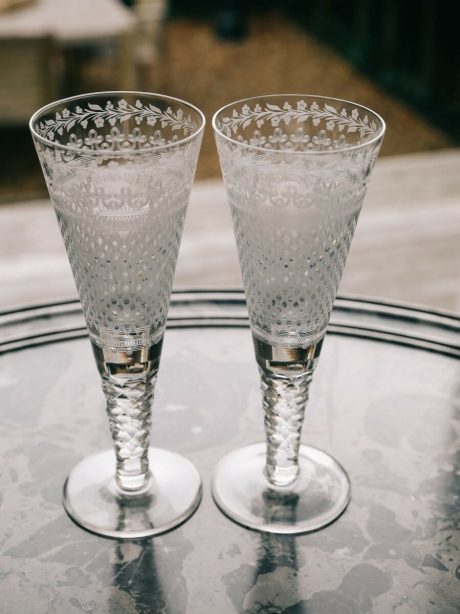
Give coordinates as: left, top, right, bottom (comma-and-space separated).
30, 92, 385, 539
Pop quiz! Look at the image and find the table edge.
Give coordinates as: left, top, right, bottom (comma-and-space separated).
0, 290, 459, 358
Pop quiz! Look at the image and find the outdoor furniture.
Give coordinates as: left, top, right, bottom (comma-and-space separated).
0, 35, 56, 124
0, 0, 136, 123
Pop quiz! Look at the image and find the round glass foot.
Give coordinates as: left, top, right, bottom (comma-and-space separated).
212, 443, 350, 534
63, 447, 202, 539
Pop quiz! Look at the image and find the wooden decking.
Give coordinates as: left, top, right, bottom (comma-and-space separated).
0, 149, 459, 313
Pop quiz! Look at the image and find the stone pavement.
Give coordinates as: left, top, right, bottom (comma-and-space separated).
0, 149, 459, 313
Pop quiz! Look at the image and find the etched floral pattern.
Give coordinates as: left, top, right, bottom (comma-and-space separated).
214, 95, 384, 497
36, 98, 198, 146
215, 96, 383, 347
31, 94, 204, 349
216, 98, 381, 151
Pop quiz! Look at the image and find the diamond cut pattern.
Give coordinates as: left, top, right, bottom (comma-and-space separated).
31, 95, 202, 350
230, 201, 360, 346
261, 367, 312, 485
215, 96, 381, 347
56, 203, 185, 347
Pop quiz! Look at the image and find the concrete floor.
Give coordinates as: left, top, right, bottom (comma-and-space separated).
0, 148, 459, 313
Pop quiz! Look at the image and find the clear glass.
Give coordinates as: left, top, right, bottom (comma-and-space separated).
212, 95, 385, 534
30, 92, 205, 538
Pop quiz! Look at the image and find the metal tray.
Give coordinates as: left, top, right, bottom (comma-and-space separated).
0, 291, 459, 613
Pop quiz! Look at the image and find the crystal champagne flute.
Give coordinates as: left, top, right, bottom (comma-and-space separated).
212, 95, 385, 533
30, 92, 205, 538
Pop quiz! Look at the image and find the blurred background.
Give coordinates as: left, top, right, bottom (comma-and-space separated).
0, 0, 459, 310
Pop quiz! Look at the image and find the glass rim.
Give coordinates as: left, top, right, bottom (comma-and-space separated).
212, 93, 386, 156
29, 90, 206, 155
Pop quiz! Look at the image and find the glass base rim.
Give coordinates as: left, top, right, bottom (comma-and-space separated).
212, 442, 351, 535
63, 447, 202, 539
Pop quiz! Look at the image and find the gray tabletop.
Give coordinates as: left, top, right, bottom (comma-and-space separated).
0, 291, 459, 613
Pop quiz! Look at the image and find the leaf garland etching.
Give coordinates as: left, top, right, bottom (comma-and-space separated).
218, 100, 379, 142
36, 98, 198, 143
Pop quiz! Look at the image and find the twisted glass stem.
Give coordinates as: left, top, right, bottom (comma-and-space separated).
254, 336, 323, 488
92, 340, 162, 494
261, 367, 312, 486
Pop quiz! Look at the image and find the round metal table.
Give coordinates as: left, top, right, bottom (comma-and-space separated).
0, 291, 459, 613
